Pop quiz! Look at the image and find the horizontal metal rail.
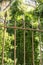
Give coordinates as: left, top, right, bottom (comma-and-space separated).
0, 26, 43, 32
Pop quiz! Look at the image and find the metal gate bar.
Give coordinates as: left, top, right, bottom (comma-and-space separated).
0, 26, 43, 32
32, 25, 35, 65
39, 17, 42, 65
40, 34, 42, 65
2, 15, 6, 65
24, 20, 25, 65
14, 21, 16, 65
38, 17, 42, 65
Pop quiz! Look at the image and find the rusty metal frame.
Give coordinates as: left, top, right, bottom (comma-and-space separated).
0, 17, 43, 65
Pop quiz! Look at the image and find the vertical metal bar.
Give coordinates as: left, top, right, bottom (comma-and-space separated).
39, 32, 42, 65
24, 21, 25, 65
14, 21, 16, 65
2, 16, 6, 65
40, 37, 42, 65
32, 25, 35, 65
38, 17, 42, 65
2, 27, 4, 65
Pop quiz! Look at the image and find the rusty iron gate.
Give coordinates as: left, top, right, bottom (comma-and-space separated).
0, 15, 43, 65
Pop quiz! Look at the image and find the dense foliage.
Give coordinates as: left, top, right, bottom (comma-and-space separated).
0, 0, 43, 65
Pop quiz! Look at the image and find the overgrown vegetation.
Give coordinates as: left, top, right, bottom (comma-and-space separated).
0, 0, 43, 65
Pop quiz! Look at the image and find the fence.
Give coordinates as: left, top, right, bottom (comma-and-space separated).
0, 16, 43, 65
